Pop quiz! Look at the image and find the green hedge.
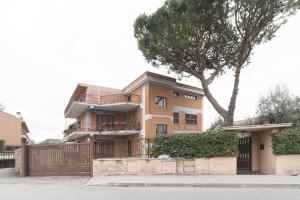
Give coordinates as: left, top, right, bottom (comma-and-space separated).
0, 139, 5, 151
150, 131, 238, 158
272, 128, 300, 155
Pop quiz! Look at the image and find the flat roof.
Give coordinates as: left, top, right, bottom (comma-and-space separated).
222, 123, 293, 132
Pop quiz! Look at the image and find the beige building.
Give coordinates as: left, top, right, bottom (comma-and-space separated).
63, 71, 204, 143
0, 111, 30, 150
224, 123, 296, 174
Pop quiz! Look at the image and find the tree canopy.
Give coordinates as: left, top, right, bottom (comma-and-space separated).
134, 0, 300, 126
0, 103, 5, 112
256, 84, 300, 126
208, 116, 225, 131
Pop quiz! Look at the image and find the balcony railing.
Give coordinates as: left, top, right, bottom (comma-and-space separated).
64, 121, 141, 136
64, 94, 140, 116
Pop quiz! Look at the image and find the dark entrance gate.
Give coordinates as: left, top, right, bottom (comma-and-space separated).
237, 137, 251, 171
28, 143, 91, 176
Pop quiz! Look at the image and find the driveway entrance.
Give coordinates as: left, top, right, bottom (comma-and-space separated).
27, 143, 91, 176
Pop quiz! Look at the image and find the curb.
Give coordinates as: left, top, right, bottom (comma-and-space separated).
86, 182, 300, 189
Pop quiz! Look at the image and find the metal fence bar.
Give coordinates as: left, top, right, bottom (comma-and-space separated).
23, 137, 150, 176
0, 151, 15, 160
0, 151, 15, 169
27, 143, 91, 176
94, 137, 150, 159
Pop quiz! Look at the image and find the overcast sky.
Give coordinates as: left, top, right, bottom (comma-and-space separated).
0, 0, 299, 142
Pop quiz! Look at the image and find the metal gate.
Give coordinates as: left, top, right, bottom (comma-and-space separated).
0, 152, 15, 168
237, 138, 251, 171
28, 143, 91, 176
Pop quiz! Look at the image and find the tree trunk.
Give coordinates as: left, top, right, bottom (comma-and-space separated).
198, 67, 242, 127
224, 113, 234, 127
198, 73, 229, 122
226, 65, 242, 126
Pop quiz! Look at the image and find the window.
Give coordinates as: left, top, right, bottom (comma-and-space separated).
184, 94, 197, 100
185, 114, 197, 125
173, 112, 179, 124
259, 144, 265, 150
156, 124, 167, 135
155, 96, 167, 108
173, 91, 179, 97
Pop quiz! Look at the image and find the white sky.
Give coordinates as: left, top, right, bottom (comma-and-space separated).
0, 0, 299, 142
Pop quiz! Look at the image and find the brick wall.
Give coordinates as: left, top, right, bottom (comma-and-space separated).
173, 91, 202, 109
147, 83, 173, 116
144, 83, 203, 138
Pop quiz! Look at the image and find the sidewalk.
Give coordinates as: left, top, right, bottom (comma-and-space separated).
86, 175, 300, 188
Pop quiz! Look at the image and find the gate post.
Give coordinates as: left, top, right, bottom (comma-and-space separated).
20, 136, 29, 177
89, 135, 96, 177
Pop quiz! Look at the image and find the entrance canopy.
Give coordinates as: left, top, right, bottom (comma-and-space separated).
222, 123, 293, 133
222, 123, 293, 174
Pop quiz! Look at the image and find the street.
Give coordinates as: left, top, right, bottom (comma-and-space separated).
1, 169, 300, 200
2, 183, 300, 200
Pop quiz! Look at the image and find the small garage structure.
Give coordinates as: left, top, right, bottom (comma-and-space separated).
223, 123, 294, 174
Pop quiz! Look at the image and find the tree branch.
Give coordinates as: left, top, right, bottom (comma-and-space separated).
199, 73, 228, 117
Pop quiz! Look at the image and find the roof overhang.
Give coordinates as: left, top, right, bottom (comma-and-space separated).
64, 85, 87, 112
123, 76, 176, 94
65, 102, 140, 118
222, 123, 293, 132
123, 74, 204, 96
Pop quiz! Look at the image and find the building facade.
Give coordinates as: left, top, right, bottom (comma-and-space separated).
63, 72, 204, 144
0, 111, 30, 151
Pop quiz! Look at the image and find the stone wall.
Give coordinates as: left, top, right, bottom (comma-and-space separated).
93, 157, 236, 176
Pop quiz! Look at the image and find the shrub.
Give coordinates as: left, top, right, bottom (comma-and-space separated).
0, 139, 5, 151
272, 128, 300, 155
150, 131, 238, 158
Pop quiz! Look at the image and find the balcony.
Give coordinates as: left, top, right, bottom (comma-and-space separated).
64, 121, 141, 137
65, 94, 140, 118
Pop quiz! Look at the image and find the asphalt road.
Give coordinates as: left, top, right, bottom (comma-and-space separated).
1, 169, 300, 200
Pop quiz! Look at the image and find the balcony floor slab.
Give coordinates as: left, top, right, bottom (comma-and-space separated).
63, 130, 141, 142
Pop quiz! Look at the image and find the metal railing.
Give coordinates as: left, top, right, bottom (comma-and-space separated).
27, 143, 91, 176
20, 137, 151, 176
94, 137, 150, 159
0, 151, 15, 160
65, 94, 140, 116
64, 121, 141, 136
